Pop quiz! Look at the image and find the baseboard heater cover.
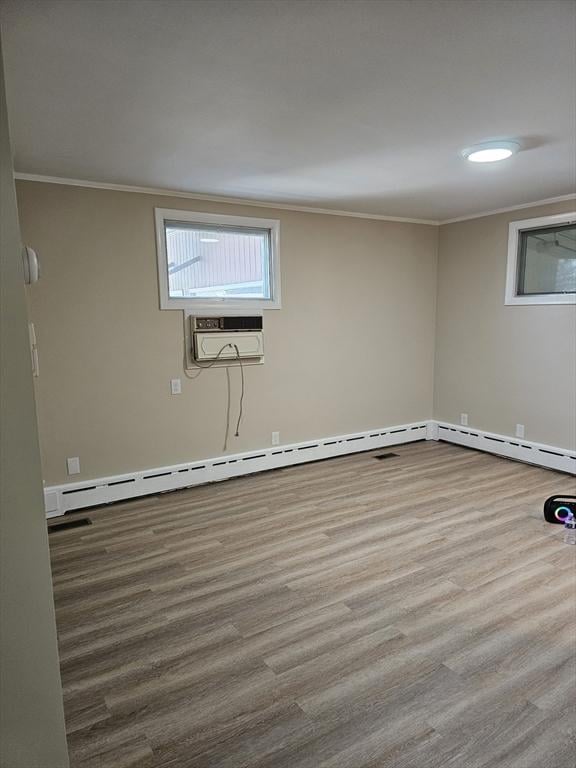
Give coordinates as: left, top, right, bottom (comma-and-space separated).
436, 421, 576, 475
44, 421, 430, 517
44, 420, 575, 518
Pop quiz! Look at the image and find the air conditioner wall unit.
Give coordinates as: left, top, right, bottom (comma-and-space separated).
191, 316, 264, 361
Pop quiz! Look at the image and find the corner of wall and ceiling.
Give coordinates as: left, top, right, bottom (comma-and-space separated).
12, 172, 576, 227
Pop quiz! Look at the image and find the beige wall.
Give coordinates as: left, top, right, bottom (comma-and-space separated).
16, 181, 439, 486
15, 182, 576, 489
435, 201, 576, 450
0, 48, 69, 768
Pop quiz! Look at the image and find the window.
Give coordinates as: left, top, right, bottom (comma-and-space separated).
155, 209, 281, 311
505, 212, 576, 305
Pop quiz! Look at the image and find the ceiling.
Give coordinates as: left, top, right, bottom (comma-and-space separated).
1, 0, 575, 222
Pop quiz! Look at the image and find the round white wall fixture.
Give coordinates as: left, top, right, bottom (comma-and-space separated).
22, 245, 40, 284
462, 140, 520, 163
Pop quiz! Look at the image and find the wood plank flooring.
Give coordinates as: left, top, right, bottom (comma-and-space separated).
48, 441, 576, 768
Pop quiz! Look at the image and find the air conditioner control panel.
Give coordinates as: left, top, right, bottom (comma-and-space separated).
194, 317, 221, 330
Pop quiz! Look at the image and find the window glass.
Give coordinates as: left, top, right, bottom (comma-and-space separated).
165, 222, 272, 300
517, 224, 576, 295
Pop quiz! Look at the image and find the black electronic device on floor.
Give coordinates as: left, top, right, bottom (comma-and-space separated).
543, 495, 576, 524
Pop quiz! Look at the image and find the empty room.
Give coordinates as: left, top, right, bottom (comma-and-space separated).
1, 1, 576, 767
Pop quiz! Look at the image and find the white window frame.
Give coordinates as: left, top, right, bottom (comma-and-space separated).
505, 211, 576, 306
155, 208, 281, 312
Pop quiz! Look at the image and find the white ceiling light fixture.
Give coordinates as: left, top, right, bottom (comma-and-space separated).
462, 140, 520, 163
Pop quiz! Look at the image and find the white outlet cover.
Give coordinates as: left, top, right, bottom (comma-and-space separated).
170, 378, 182, 395
272, 431, 280, 446
460, 413, 468, 426
66, 457, 80, 475
515, 424, 525, 439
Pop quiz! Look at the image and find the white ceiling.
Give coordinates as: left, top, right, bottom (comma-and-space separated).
1, 0, 575, 222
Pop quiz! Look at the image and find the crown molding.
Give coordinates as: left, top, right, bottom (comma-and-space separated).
13, 173, 439, 225
14, 173, 575, 226
440, 194, 576, 225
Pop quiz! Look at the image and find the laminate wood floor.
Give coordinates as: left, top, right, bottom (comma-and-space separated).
48, 441, 576, 768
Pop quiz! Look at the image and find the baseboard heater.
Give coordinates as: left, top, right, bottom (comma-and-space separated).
434, 421, 576, 475
44, 421, 430, 517
44, 420, 575, 518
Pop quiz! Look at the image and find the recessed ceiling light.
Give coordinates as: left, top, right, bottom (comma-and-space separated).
462, 140, 520, 163
200, 237, 219, 243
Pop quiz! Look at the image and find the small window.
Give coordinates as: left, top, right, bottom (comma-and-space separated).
505, 212, 576, 305
155, 209, 281, 311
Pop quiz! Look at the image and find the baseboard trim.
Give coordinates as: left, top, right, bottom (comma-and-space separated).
44, 421, 430, 517
436, 421, 576, 475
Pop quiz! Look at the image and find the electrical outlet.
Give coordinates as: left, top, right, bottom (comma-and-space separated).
170, 378, 182, 395
67, 457, 80, 475
271, 431, 280, 446
460, 413, 468, 426
515, 424, 525, 439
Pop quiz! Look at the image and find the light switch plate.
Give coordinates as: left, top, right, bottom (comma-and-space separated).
171, 378, 182, 395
